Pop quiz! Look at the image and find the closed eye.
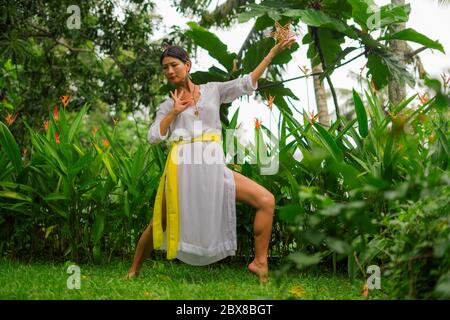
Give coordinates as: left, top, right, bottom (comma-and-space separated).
163, 63, 178, 69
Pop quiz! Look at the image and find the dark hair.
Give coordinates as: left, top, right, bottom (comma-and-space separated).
160, 45, 191, 71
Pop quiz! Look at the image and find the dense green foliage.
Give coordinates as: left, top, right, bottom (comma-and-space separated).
1, 0, 449, 299
0, 0, 165, 146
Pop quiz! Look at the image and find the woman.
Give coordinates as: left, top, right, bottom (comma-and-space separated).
127, 37, 296, 282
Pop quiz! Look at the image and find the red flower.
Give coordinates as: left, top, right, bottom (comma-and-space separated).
53, 105, 59, 121
254, 118, 262, 130
102, 139, 110, 147
371, 81, 378, 94
60, 96, 70, 108
361, 283, 369, 298
386, 111, 397, 120
307, 111, 320, 125
265, 95, 275, 110
418, 93, 429, 105
3, 113, 18, 126
43, 119, 49, 131
55, 132, 60, 144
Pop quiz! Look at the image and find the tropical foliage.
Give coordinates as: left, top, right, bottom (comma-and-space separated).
1, 0, 449, 299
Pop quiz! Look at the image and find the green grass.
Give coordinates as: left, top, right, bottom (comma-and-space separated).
0, 258, 389, 300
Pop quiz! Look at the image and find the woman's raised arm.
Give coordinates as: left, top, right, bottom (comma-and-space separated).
250, 37, 297, 87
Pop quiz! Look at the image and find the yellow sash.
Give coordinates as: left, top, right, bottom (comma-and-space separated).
152, 133, 222, 259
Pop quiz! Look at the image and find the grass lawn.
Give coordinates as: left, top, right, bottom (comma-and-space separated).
0, 257, 389, 300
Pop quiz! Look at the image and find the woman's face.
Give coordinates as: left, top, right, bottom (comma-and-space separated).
162, 56, 190, 85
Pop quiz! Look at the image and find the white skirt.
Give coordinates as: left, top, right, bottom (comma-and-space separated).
160, 141, 237, 265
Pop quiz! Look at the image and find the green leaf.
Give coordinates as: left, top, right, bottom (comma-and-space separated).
378, 3, 411, 28
93, 244, 102, 264
242, 38, 272, 71
367, 53, 390, 89
0, 191, 32, 202
101, 154, 117, 183
237, 4, 268, 23
43, 193, 69, 201
45, 225, 56, 239
294, 9, 357, 38
258, 78, 299, 101
288, 252, 322, 269
327, 237, 352, 254
68, 103, 90, 143
92, 214, 105, 245
185, 22, 237, 73
435, 274, 450, 298
301, 230, 324, 246
68, 153, 92, 179
34, 135, 68, 176
254, 13, 275, 31
348, 252, 357, 279
352, 89, 368, 138
0, 122, 23, 174
124, 190, 130, 217
347, 0, 378, 30
312, 123, 343, 162
0, 181, 36, 193
229, 108, 239, 130
93, 143, 118, 183
360, 238, 388, 265
309, 29, 346, 68
380, 28, 445, 53
279, 204, 303, 223
435, 124, 450, 158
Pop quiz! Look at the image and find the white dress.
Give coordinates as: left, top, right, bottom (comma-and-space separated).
147, 74, 258, 265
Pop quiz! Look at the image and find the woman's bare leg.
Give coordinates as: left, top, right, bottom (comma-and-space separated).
127, 196, 166, 278
126, 222, 154, 278
232, 171, 275, 282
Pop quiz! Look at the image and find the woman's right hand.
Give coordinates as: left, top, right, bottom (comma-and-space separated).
170, 89, 194, 115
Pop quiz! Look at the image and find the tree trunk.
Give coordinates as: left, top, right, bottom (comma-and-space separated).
311, 63, 330, 126
388, 0, 407, 105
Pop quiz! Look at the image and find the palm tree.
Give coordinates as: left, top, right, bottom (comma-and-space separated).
311, 63, 330, 126
388, 0, 407, 105
388, 0, 446, 105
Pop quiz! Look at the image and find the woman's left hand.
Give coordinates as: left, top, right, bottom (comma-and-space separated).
270, 37, 297, 56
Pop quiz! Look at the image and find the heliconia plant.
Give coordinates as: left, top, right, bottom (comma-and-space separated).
0, 99, 163, 263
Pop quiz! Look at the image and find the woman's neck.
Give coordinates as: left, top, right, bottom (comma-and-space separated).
177, 78, 195, 93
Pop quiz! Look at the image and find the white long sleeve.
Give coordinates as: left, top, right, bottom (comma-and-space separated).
147, 99, 172, 144
213, 74, 258, 104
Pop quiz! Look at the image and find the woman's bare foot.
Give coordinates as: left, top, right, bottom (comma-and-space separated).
248, 259, 269, 283
125, 270, 139, 280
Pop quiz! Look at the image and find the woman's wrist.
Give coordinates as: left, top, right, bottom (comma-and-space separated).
265, 51, 275, 63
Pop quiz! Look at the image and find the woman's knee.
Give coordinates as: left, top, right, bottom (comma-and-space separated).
259, 191, 275, 212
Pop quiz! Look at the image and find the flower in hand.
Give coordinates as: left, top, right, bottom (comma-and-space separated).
269, 21, 296, 44
271, 37, 297, 56
268, 21, 298, 55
